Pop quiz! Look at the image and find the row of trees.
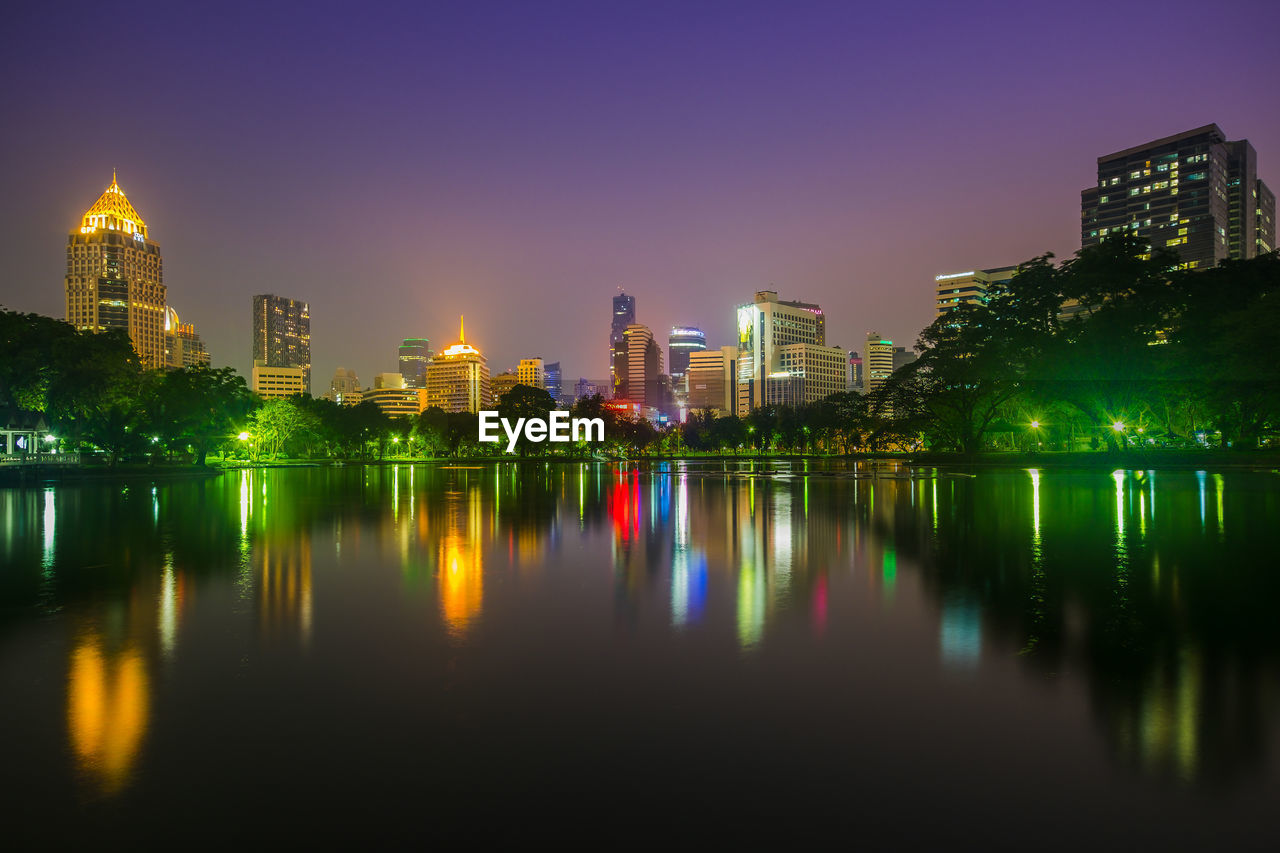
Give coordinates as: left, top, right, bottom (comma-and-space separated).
5, 241, 1276, 462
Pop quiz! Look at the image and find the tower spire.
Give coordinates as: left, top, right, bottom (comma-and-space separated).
459, 315, 465, 344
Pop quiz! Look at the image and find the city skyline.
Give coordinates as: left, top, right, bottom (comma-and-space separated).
3, 1, 1279, 389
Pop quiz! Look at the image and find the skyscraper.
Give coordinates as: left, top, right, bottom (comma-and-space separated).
610, 291, 636, 397
864, 333, 894, 394
1081, 124, 1275, 269
398, 338, 431, 388
544, 361, 563, 405
667, 327, 707, 378
164, 307, 210, 369
687, 346, 737, 415
735, 290, 841, 413
425, 317, 491, 413
65, 173, 167, 368
620, 324, 661, 408
253, 294, 311, 393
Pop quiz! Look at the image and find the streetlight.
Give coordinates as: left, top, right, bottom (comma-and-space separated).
237, 432, 250, 441
1112, 421, 1125, 432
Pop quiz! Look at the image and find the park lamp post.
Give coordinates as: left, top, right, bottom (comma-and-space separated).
1029, 419, 1042, 453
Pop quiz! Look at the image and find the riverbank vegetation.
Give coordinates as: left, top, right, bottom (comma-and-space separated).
3, 238, 1277, 465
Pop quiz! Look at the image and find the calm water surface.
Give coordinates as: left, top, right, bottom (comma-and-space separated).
2, 461, 1279, 844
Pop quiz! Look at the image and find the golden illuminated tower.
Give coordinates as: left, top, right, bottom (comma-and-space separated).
65, 173, 167, 368
425, 316, 491, 413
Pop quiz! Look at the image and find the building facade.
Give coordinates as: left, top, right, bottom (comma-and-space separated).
252, 365, 308, 399
735, 290, 830, 414
863, 333, 895, 394
424, 317, 490, 413
491, 371, 519, 404
934, 266, 1018, 316
163, 306, 211, 369
65, 174, 167, 368
620, 324, 661, 408
363, 387, 424, 418
1081, 124, 1275, 269
253, 294, 311, 393
687, 346, 738, 414
667, 327, 707, 378
398, 338, 431, 388
323, 368, 362, 405
544, 361, 564, 405
573, 378, 612, 402
517, 358, 545, 390
610, 291, 636, 397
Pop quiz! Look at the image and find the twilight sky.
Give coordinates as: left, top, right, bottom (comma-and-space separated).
2, 0, 1277, 389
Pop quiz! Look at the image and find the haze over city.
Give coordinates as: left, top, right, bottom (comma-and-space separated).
2, 0, 1277, 387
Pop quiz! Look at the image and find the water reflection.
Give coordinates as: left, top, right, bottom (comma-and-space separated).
1, 461, 1278, 809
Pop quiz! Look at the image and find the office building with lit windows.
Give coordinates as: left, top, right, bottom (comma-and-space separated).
253, 293, 311, 393
667, 327, 707, 378
164, 307, 211, 368
687, 346, 737, 415
734, 290, 836, 413
934, 266, 1017, 316
65, 173, 167, 368
610, 291, 636, 397
252, 365, 308, 399
424, 317, 490, 413
1081, 124, 1275, 269
544, 361, 564, 405
864, 333, 895, 394
517, 357, 546, 390
398, 338, 431, 388
619, 324, 662, 408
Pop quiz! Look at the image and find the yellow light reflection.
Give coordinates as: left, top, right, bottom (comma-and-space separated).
67, 632, 150, 796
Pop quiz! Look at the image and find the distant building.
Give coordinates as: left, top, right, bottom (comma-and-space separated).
1081, 124, 1275, 268
164, 306, 211, 369
620, 324, 661, 408
65, 173, 167, 368
323, 368, 362, 406
766, 344, 847, 406
517, 357, 545, 390
424, 317, 490, 413
252, 365, 307, 399
610, 291, 636, 397
491, 371, 519, 404
847, 351, 863, 392
544, 361, 564, 405
667, 327, 707, 378
373, 372, 405, 390
573, 378, 612, 402
363, 387, 423, 418
892, 346, 917, 373
735, 290, 836, 413
864, 333, 894, 394
687, 346, 737, 415
934, 266, 1018, 316
398, 338, 431, 388
253, 294, 311, 393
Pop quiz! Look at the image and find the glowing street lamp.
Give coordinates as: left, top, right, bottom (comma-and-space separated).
1112, 421, 1125, 432
237, 432, 250, 441
1029, 420, 1040, 430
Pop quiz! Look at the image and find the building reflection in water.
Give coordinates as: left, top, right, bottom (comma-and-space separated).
256, 533, 313, 647
67, 622, 152, 796
438, 485, 484, 639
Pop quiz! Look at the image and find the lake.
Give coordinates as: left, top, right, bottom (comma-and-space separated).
2, 461, 1279, 844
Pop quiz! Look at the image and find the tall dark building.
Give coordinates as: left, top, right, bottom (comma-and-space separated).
252, 294, 312, 393
544, 361, 563, 405
667, 327, 707, 377
1081, 124, 1275, 269
398, 337, 431, 388
610, 291, 635, 397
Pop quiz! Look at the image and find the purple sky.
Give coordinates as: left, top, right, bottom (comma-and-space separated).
3, 0, 1278, 389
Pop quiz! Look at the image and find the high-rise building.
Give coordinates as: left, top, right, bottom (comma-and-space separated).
517, 357, 545, 390
610, 291, 636, 397
1081, 124, 1275, 269
163, 306, 211, 369
620, 324, 661, 408
687, 346, 737, 415
735, 290, 837, 413
65, 173, 167, 368
398, 338, 431, 388
667, 327, 707, 378
847, 351, 863, 392
934, 266, 1018, 316
253, 294, 311, 393
424, 317, 490, 413
864, 333, 895, 394
544, 361, 564, 405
